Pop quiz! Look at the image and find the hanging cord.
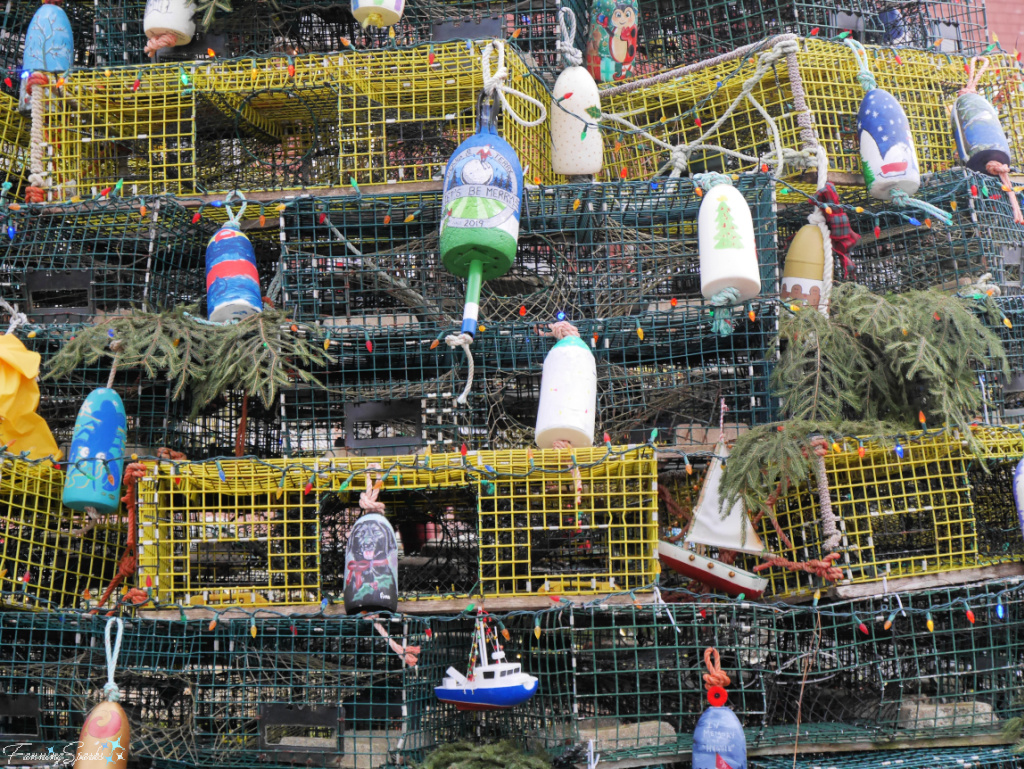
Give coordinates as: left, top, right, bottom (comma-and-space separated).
444, 332, 474, 406
754, 552, 843, 580
889, 187, 954, 225
702, 647, 731, 690
555, 4, 583, 68
808, 206, 833, 317
90, 463, 149, 613
0, 298, 28, 335
359, 467, 386, 514
844, 38, 877, 93
106, 339, 122, 389
481, 40, 547, 128
222, 190, 248, 226
25, 72, 50, 204
695, 173, 744, 336
540, 321, 584, 504
808, 436, 841, 552
145, 31, 179, 57
103, 616, 124, 702
959, 57, 1024, 225
367, 615, 421, 667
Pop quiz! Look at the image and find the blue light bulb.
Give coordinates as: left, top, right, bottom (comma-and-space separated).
908, 217, 921, 226
556, 311, 566, 321
894, 442, 904, 459
997, 599, 1006, 620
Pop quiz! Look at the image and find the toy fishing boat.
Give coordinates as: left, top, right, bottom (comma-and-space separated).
658, 437, 769, 598
435, 618, 538, 711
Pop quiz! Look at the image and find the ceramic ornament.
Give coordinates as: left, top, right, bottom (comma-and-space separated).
584, 0, 638, 83
440, 92, 523, 339
344, 513, 399, 614
143, 0, 196, 54
63, 387, 127, 515
951, 57, 1023, 224
781, 224, 826, 310
23, 0, 74, 75
692, 651, 747, 769
535, 327, 596, 448
351, 0, 404, 28
550, 6, 602, 175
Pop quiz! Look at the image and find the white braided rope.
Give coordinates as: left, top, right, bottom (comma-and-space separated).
28, 77, 45, 187
0, 298, 28, 335
808, 147, 833, 317
555, 4, 583, 67
481, 40, 548, 128
103, 617, 124, 702
444, 332, 475, 405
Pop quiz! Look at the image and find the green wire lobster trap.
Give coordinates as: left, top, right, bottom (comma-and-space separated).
750, 745, 1022, 769
633, 0, 990, 74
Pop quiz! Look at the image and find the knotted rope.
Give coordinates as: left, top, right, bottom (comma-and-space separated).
222, 190, 248, 226
359, 468, 386, 514
754, 552, 843, 581
481, 40, 547, 128
144, 31, 179, 57
807, 207, 834, 317
702, 647, 731, 690
103, 616, 124, 702
444, 332, 474, 406
0, 298, 28, 336
844, 39, 877, 93
808, 436, 841, 552
694, 174, 747, 336
368, 616, 420, 667
25, 73, 50, 204
555, 4, 583, 68
90, 462, 148, 613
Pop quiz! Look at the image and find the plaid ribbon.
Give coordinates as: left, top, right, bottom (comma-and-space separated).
817, 183, 861, 277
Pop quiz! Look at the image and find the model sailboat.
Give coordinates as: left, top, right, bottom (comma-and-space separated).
658, 438, 769, 598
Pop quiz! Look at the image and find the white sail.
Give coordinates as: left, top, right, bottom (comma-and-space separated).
683, 438, 765, 555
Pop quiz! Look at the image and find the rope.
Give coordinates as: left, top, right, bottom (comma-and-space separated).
959, 56, 990, 96
26, 73, 49, 204
444, 332, 474, 405
144, 31, 178, 57
709, 287, 741, 336
370, 618, 420, 667
807, 207, 833, 316
702, 647, 731, 690
102, 617, 124, 702
106, 340, 122, 389
90, 463, 148, 613
555, 4, 583, 68
808, 436, 841, 552
222, 190, 248, 226
844, 39, 877, 93
0, 299, 28, 335
540, 320, 580, 339
987, 160, 1024, 225
753, 552, 843, 581
480, 39, 547, 128
359, 469, 386, 514
889, 187, 954, 225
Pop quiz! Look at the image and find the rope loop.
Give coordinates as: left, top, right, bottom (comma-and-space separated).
960, 56, 990, 96
889, 187, 953, 225
359, 467, 386, 514
444, 332, 475, 405
222, 190, 248, 226
0, 298, 28, 335
103, 616, 125, 702
481, 39, 548, 128
703, 647, 731, 690
693, 172, 732, 192
555, 4, 583, 68
844, 38, 877, 92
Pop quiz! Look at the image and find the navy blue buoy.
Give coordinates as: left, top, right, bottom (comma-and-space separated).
692, 649, 746, 769
952, 92, 1012, 173
62, 388, 127, 514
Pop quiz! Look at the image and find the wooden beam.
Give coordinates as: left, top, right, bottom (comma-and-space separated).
830, 562, 1024, 600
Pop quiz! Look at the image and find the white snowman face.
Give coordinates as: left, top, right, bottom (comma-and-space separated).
461, 156, 494, 185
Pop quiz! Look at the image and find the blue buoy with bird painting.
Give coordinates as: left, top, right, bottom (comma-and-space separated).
62, 388, 127, 515
23, 0, 74, 74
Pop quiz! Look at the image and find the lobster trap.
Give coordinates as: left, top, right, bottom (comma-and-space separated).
780, 169, 1024, 297
634, 0, 989, 74
748, 427, 1024, 599
0, 456, 126, 611
598, 38, 1024, 192
0, 92, 30, 200
750, 746, 1023, 769
136, 446, 657, 607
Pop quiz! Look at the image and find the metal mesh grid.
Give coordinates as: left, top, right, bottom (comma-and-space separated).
751, 745, 1023, 769
3, 196, 210, 321
780, 169, 1024, 297
0, 456, 126, 611
0, 92, 29, 200
634, 0, 990, 74
747, 428, 1024, 599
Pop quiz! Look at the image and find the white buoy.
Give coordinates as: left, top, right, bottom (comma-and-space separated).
551, 66, 603, 176
143, 0, 196, 49
351, 0, 404, 28
535, 335, 597, 448
698, 183, 760, 302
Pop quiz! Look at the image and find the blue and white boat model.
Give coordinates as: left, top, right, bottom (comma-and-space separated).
435, 618, 538, 711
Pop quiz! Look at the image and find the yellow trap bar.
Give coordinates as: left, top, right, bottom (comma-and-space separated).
137, 445, 658, 609
751, 428, 1024, 598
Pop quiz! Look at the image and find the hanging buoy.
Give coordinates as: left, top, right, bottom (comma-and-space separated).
23, 0, 74, 74
951, 57, 1023, 224
351, 0, 404, 28
781, 224, 826, 310
692, 648, 747, 769
206, 223, 262, 323
344, 513, 399, 614
75, 618, 130, 769
1012, 457, 1024, 541
551, 7, 602, 175
697, 176, 760, 335
857, 88, 920, 199
143, 0, 196, 55
535, 323, 596, 448
62, 388, 127, 515
440, 91, 523, 339
584, 0, 639, 84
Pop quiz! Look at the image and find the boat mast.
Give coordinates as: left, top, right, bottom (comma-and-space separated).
476, 619, 489, 665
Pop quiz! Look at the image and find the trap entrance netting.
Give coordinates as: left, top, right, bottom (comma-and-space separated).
1, 577, 1023, 767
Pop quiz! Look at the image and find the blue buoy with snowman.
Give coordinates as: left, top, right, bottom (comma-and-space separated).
62, 388, 128, 515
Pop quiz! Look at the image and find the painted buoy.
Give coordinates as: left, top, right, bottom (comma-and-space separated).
857, 88, 921, 200
205, 223, 263, 323
143, 0, 196, 48
535, 335, 597, 448
23, 2, 74, 74
692, 702, 747, 769
781, 224, 826, 310
551, 66, 602, 175
63, 388, 127, 515
17, 75, 31, 116
698, 183, 760, 302
344, 513, 399, 614
584, 0, 639, 83
74, 701, 130, 769
351, 0, 404, 28
440, 95, 522, 338
952, 92, 1011, 173
1012, 457, 1024, 541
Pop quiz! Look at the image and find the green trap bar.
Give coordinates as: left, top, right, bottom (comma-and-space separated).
750, 745, 1022, 768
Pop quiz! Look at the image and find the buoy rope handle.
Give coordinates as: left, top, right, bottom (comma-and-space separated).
367, 615, 421, 668
481, 40, 547, 128
444, 332, 475, 406
0, 298, 28, 335
90, 463, 149, 613
844, 39, 876, 93
959, 57, 990, 96
222, 190, 248, 226
703, 647, 731, 690
26, 72, 50, 204
555, 3, 583, 68
103, 616, 124, 702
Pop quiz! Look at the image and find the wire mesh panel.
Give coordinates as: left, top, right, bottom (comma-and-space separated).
3, 196, 209, 320
598, 39, 1024, 192
0, 456, 126, 610
0, 92, 29, 200
780, 169, 1024, 297
749, 428, 1024, 599
751, 745, 1023, 769
164, 391, 283, 461
634, 0, 989, 73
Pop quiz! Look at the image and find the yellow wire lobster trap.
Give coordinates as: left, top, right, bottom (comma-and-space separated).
598, 37, 1024, 191
750, 427, 1024, 598
0, 456, 126, 610
39, 41, 550, 201
0, 91, 30, 201
136, 445, 658, 609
